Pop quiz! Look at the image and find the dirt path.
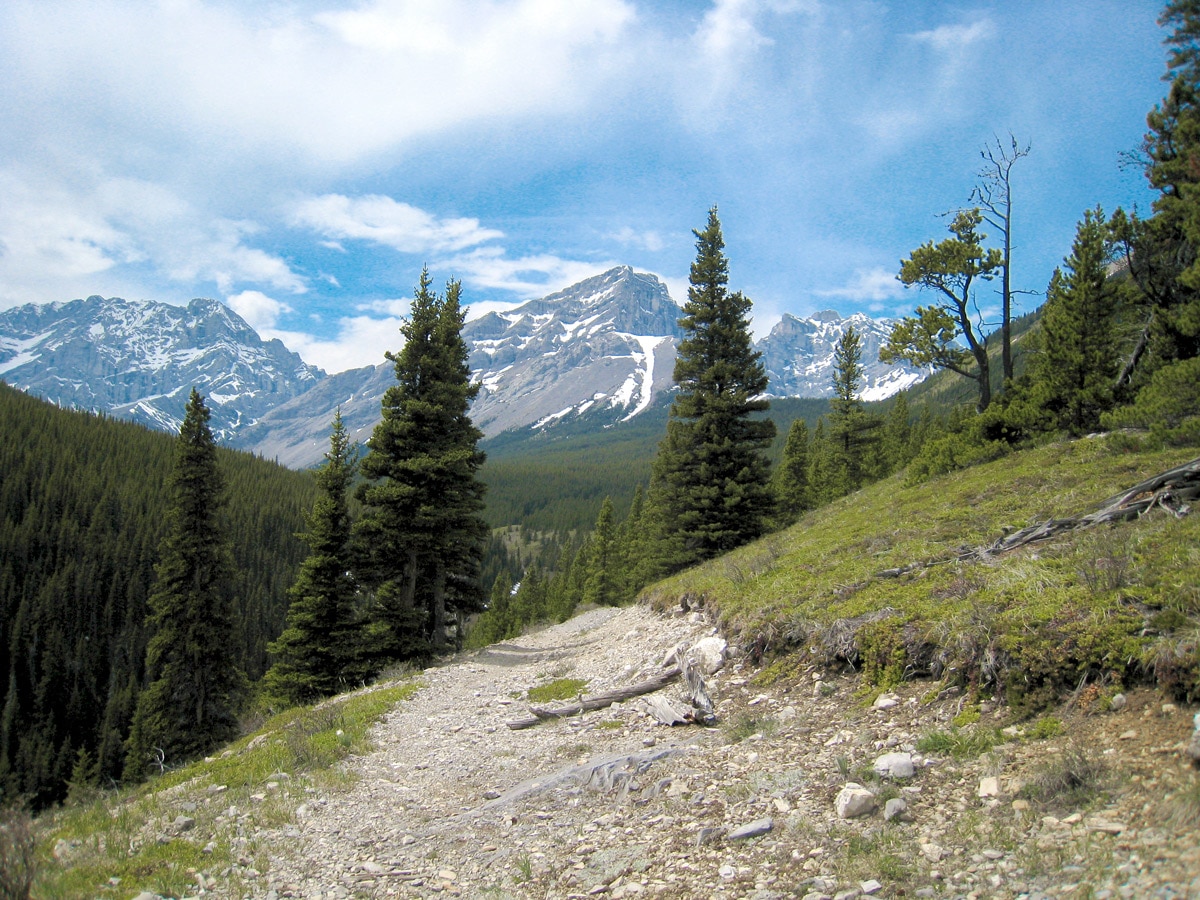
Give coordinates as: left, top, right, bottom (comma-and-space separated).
258, 604, 1200, 900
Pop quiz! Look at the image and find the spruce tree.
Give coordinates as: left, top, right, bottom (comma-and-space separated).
1033, 208, 1120, 434
772, 418, 811, 525
357, 271, 488, 660
826, 326, 880, 493
263, 409, 361, 706
583, 497, 621, 607
1113, 0, 1200, 391
125, 390, 242, 777
648, 207, 776, 572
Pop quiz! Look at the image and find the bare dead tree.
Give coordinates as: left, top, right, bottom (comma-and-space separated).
972, 133, 1032, 384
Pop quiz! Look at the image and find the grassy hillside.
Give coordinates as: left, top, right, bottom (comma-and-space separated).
644, 435, 1200, 709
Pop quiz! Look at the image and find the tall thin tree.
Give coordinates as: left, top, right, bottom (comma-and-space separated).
125, 389, 242, 776
263, 409, 361, 705
972, 134, 1031, 384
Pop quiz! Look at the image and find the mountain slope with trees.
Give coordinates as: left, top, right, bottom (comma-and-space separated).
0, 384, 317, 807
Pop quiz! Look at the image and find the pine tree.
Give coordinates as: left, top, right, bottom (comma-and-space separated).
357, 271, 488, 661
1033, 208, 1120, 435
125, 389, 243, 777
648, 207, 776, 572
1113, 1, 1200, 390
881, 392, 914, 474
772, 418, 810, 526
826, 325, 879, 493
263, 409, 362, 706
583, 497, 621, 606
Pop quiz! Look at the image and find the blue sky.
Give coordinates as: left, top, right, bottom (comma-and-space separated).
0, 0, 1172, 373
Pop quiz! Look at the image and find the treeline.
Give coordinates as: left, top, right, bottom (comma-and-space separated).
0, 384, 316, 807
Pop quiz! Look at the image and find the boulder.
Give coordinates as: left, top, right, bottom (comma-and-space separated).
688, 636, 728, 675
873, 751, 914, 779
835, 783, 877, 819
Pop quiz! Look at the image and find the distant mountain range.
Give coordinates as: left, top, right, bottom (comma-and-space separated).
0, 266, 927, 467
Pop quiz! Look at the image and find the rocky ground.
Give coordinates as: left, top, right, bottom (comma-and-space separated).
147, 604, 1200, 900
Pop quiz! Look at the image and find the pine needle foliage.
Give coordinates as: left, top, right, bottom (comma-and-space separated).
125, 390, 244, 778
264, 409, 363, 707
648, 207, 776, 573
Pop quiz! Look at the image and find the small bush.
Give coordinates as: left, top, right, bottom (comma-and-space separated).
527, 678, 589, 703
1028, 716, 1064, 740
726, 713, 777, 743
917, 726, 1001, 759
1164, 778, 1200, 830
1019, 742, 1108, 807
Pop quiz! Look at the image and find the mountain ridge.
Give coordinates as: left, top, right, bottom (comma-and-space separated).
0, 268, 927, 467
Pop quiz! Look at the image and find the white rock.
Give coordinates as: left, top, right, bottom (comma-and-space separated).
688, 636, 728, 675
873, 694, 899, 709
873, 751, 914, 779
978, 776, 1001, 798
883, 798, 908, 821
835, 783, 877, 819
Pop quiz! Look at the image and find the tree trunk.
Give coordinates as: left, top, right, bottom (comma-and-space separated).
430, 559, 446, 652
400, 549, 417, 611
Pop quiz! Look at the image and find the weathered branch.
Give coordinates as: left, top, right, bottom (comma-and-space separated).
872, 456, 1200, 579
506, 666, 682, 730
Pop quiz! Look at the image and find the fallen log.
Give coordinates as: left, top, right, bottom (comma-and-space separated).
870, 455, 1200, 580
506, 666, 682, 730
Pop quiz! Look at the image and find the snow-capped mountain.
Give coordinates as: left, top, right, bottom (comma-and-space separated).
0, 270, 929, 469
758, 310, 928, 401
463, 266, 684, 434
0, 296, 323, 440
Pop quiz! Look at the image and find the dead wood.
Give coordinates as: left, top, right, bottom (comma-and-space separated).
868, 455, 1200, 582
637, 694, 690, 726
506, 666, 682, 730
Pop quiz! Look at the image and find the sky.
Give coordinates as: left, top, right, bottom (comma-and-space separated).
0, 0, 1174, 374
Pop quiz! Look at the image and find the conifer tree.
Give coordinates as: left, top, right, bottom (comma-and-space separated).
648, 207, 776, 572
883, 209, 1004, 410
1114, 0, 1200, 389
583, 497, 621, 606
125, 389, 242, 777
263, 409, 361, 706
881, 392, 914, 474
358, 270, 487, 660
772, 418, 811, 526
826, 325, 879, 492
1032, 208, 1120, 434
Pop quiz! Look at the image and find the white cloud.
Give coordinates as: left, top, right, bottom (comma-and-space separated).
817, 267, 904, 302
447, 247, 623, 298
610, 226, 665, 253
263, 314, 406, 374
1, 0, 638, 166
0, 166, 305, 305
225, 290, 294, 332
293, 194, 503, 254
908, 19, 996, 52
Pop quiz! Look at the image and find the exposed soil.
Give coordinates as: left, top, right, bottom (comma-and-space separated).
230, 604, 1199, 899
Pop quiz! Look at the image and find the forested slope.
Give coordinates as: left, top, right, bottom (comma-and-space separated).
0, 383, 317, 806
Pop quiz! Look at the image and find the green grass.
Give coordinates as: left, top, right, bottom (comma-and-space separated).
34, 679, 420, 899
643, 437, 1200, 707
526, 677, 589, 703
